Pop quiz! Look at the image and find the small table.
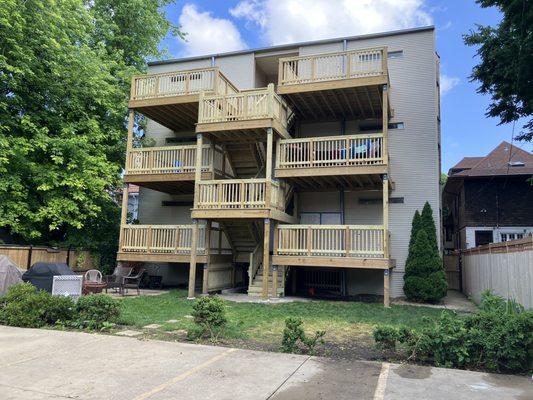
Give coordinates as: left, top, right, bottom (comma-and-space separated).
83, 281, 106, 295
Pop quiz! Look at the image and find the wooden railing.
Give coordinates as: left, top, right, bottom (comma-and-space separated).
276, 225, 386, 258
279, 47, 387, 87
248, 243, 263, 282
276, 133, 385, 169
120, 225, 206, 254
125, 145, 227, 176
130, 67, 238, 101
196, 179, 286, 210
198, 85, 291, 128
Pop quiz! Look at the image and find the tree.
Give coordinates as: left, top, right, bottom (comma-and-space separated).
421, 201, 438, 253
0, 0, 180, 260
403, 203, 447, 302
464, 0, 533, 141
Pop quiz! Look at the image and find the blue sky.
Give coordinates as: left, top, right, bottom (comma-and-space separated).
157, 0, 532, 173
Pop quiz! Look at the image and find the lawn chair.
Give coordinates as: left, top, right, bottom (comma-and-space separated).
122, 269, 146, 296
104, 265, 133, 294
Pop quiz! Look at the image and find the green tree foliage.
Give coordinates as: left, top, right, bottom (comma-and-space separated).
0, 0, 179, 258
403, 203, 447, 302
464, 0, 533, 141
421, 202, 438, 252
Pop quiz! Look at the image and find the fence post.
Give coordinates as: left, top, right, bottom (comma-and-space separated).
27, 245, 33, 269
66, 245, 72, 267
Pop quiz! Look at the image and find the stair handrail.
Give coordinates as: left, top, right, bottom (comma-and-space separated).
248, 243, 263, 282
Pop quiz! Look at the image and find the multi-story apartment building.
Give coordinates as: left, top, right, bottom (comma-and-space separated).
116, 26, 441, 306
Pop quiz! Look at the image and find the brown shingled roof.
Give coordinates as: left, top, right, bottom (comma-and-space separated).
449, 141, 533, 178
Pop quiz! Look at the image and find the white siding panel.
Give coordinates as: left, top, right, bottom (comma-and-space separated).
137, 188, 193, 225
215, 53, 255, 89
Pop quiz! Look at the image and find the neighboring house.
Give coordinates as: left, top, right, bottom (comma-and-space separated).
117, 26, 441, 306
443, 141, 533, 250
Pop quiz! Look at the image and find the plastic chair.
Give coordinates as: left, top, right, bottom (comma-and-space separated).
84, 269, 103, 283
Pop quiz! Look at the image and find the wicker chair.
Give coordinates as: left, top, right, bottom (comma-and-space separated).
104, 265, 133, 294
122, 269, 146, 296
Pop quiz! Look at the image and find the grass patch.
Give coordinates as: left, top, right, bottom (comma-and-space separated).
118, 290, 443, 347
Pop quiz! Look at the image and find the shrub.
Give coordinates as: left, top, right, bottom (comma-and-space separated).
373, 326, 401, 350
42, 295, 75, 325
190, 296, 227, 341
0, 283, 50, 328
373, 292, 533, 373
403, 202, 447, 302
75, 294, 120, 330
281, 317, 325, 355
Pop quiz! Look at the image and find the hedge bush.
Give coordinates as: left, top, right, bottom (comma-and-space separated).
0, 283, 118, 331
373, 292, 533, 373
75, 294, 120, 329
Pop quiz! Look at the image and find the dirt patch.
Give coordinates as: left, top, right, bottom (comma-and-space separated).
393, 363, 433, 379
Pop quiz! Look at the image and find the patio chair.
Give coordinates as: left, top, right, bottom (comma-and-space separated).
104, 265, 133, 294
122, 269, 146, 296
84, 269, 102, 283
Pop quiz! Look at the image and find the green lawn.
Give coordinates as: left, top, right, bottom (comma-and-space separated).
118, 290, 443, 346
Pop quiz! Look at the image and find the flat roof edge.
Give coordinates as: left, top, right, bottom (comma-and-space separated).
148, 25, 435, 66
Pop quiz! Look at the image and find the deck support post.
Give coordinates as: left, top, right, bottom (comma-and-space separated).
262, 218, 271, 299
202, 221, 212, 295
383, 173, 389, 259
265, 128, 273, 208
194, 133, 204, 207
271, 221, 279, 298
382, 84, 389, 162
384, 268, 390, 308
188, 219, 199, 299
118, 184, 129, 251
126, 110, 134, 152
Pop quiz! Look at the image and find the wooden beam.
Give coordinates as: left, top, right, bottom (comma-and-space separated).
382, 84, 389, 162
384, 268, 390, 308
272, 221, 279, 298
126, 110, 134, 152
193, 133, 203, 207
271, 255, 391, 269
188, 219, 199, 299
383, 173, 389, 259
202, 221, 212, 294
262, 219, 271, 299
118, 185, 129, 251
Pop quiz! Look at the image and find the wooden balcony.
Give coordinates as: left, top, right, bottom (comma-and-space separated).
196, 85, 293, 141
117, 224, 232, 264
129, 67, 238, 131
124, 145, 232, 194
191, 179, 295, 222
272, 225, 392, 269
277, 47, 389, 120
275, 133, 387, 188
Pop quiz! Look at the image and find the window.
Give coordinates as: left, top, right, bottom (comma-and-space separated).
475, 230, 493, 247
300, 212, 341, 225
388, 50, 403, 59
501, 233, 524, 242
359, 122, 405, 132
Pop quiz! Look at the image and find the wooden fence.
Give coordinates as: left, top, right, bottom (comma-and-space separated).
460, 236, 533, 309
0, 245, 96, 272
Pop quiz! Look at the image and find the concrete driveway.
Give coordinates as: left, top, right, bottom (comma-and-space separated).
0, 326, 530, 400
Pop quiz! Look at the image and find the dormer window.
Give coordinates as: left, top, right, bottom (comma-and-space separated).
508, 161, 525, 167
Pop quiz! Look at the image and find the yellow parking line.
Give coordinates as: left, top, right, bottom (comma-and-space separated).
133, 348, 237, 400
373, 362, 390, 400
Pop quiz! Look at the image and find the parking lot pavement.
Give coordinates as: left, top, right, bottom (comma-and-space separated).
0, 326, 530, 400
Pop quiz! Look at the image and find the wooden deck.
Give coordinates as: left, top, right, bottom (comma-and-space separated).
275, 133, 387, 188
123, 144, 232, 194
272, 225, 391, 269
129, 67, 238, 131
277, 47, 389, 120
117, 224, 232, 264
196, 85, 293, 141
191, 179, 295, 222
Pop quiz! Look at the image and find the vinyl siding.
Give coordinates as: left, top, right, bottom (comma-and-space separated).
136, 29, 440, 298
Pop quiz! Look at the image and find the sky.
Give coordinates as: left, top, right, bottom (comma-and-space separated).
157, 0, 532, 173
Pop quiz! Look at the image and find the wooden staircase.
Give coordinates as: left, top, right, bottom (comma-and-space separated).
247, 248, 285, 298
224, 142, 265, 178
